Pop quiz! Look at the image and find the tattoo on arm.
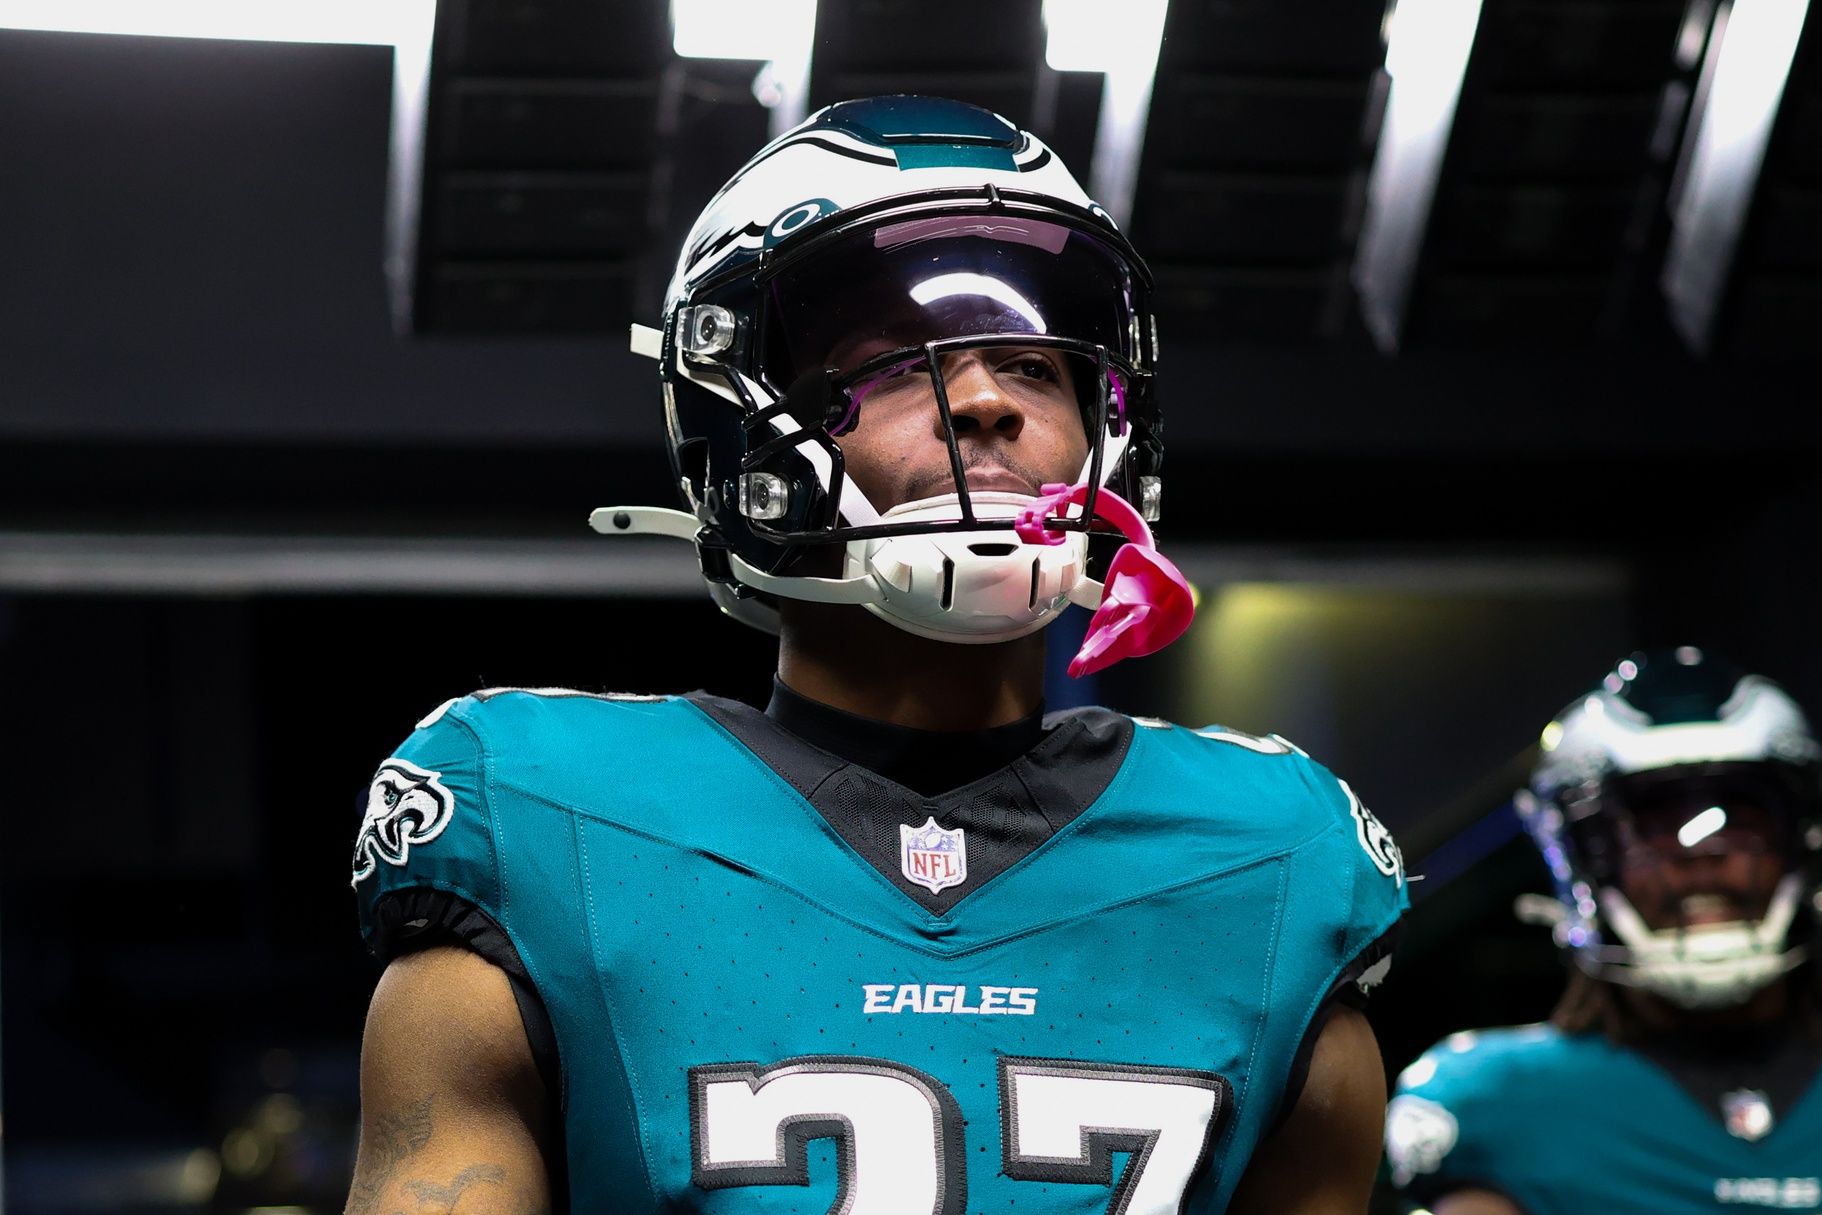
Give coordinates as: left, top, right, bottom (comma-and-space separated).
347, 1094, 436, 1214
402, 1164, 508, 1208
347, 1096, 544, 1214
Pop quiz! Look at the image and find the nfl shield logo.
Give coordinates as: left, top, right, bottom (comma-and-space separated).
900, 816, 968, 894
1722, 1089, 1774, 1141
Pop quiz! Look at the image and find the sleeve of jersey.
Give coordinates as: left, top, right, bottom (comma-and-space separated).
1385, 1038, 1520, 1204
351, 697, 502, 960
1295, 756, 1409, 1005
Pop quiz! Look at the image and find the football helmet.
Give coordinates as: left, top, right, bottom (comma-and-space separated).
1516, 647, 1822, 1008
592, 96, 1183, 666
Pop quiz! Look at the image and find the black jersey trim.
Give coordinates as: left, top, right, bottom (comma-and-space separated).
683, 693, 1134, 916
1269, 1003, 1334, 1138
1631, 1011, 1822, 1138
1265, 920, 1404, 1135
1332, 919, 1404, 1009
367, 888, 571, 1209
763, 677, 1043, 796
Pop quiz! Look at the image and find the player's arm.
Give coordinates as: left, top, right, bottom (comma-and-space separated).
1224, 1005, 1386, 1215
347, 946, 552, 1215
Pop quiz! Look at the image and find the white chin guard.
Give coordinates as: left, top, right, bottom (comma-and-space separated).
1593, 875, 1809, 1009
846, 492, 1091, 644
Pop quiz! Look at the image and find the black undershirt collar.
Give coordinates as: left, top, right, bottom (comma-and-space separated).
764, 677, 1045, 797
1633, 1015, 1822, 1131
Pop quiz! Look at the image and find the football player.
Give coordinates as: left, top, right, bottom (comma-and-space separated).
347, 96, 1407, 1215
1386, 647, 1822, 1214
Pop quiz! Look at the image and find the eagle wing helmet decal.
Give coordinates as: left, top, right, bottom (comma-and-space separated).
352, 758, 456, 886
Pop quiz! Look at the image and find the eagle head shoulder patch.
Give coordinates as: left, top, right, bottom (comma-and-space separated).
352, 758, 455, 887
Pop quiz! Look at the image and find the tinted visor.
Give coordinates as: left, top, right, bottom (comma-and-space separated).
753, 214, 1144, 389
829, 338, 1127, 441
1564, 763, 1813, 874
1610, 768, 1803, 858
1593, 766, 1811, 927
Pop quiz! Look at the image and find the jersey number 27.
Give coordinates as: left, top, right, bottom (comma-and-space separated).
690, 1053, 1230, 1215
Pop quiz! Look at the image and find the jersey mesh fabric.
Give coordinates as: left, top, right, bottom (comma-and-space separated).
1389, 1023, 1822, 1214
354, 691, 1408, 1213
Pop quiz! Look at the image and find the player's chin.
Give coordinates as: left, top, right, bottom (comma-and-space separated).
894, 476, 1026, 505
1643, 898, 1762, 930
928, 465, 1057, 500
963, 471, 1042, 495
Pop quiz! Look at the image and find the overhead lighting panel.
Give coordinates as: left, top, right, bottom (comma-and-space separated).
671, 0, 815, 61
1662, 0, 1813, 352
1043, 0, 1170, 228
0, 0, 425, 45
0, 2, 439, 333
671, 0, 817, 136
1353, 0, 1487, 352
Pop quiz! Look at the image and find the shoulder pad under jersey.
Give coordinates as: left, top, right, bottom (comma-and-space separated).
1386, 1024, 1568, 1196
351, 687, 676, 950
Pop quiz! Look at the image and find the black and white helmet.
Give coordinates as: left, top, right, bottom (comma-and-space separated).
596, 95, 1161, 644
1516, 647, 1822, 1008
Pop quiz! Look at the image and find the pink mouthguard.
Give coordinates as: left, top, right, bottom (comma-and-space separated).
1014, 482, 1195, 678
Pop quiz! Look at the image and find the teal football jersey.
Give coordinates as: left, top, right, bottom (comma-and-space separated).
354, 689, 1407, 1214
1387, 1024, 1822, 1214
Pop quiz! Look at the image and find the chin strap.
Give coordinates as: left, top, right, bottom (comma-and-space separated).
591, 485, 1196, 675
588, 505, 699, 540
588, 506, 882, 604
1014, 483, 1195, 678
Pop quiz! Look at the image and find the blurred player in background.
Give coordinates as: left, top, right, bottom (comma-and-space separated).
344, 96, 1407, 1214
1387, 647, 1822, 1213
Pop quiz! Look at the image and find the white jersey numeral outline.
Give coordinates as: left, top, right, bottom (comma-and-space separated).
999, 1057, 1229, 1215
687, 1054, 1229, 1215
689, 1056, 965, 1215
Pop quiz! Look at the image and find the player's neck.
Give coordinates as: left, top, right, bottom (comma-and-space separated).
775, 601, 1047, 731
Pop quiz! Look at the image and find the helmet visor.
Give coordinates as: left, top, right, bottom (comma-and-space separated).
1600, 766, 1811, 930
827, 340, 1116, 510
751, 213, 1146, 389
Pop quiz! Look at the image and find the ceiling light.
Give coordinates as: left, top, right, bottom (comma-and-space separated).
1042, 0, 1169, 229
1662, 0, 1812, 351
0, 0, 426, 45
671, 0, 816, 62
671, 0, 817, 139
1353, 0, 1487, 351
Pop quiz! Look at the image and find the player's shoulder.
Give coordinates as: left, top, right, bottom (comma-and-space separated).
1130, 717, 1402, 865
1128, 715, 1307, 759
1395, 1022, 1597, 1104
354, 687, 701, 939
357, 686, 701, 878
1386, 1023, 1618, 1191
418, 685, 687, 741
1124, 716, 1326, 803
412, 685, 724, 770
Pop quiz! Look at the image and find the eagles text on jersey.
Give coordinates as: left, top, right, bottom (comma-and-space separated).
355, 689, 1407, 1213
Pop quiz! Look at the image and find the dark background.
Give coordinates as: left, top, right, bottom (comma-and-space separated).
1, 0, 1819, 1210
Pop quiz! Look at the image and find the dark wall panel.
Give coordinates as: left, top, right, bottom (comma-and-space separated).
0, 30, 626, 445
